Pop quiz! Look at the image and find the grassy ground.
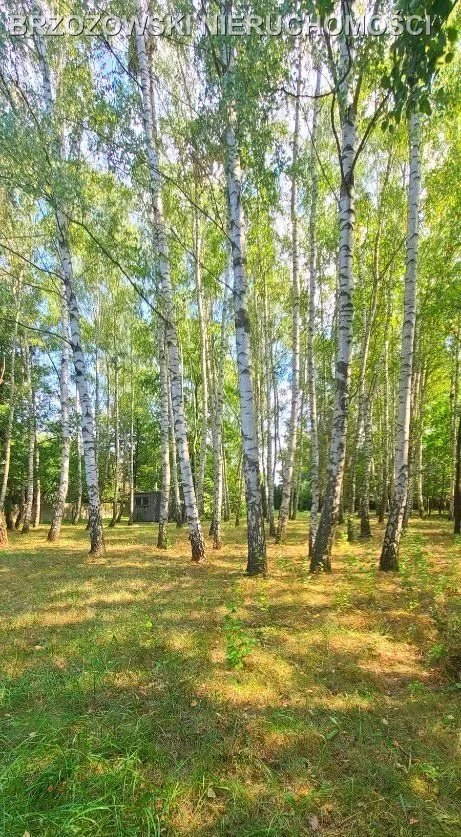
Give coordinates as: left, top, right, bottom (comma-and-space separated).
0, 514, 460, 837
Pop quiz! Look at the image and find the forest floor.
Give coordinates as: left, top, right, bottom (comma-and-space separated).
0, 514, 460, 837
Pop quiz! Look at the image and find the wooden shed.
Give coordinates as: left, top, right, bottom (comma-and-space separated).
133, 491, 161, 522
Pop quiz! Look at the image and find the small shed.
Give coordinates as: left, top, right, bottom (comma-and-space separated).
133, 491, 161, 522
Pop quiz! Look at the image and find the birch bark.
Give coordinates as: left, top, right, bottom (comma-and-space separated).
311, 9, 357, 571
224, 52, 267, 574
276, 50, 302, 544
157, 327, 170, 549
380, 113, 421, 571
22, 345, 35, 534
135, 13, 204, 560
209, 271, 228, 549
0, 308, 18, 547
48, 287, 70, 541
307, 65, 321, 554
35, 28, 104, 555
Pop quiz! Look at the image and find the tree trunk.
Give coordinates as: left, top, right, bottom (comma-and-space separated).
263, 275, 276, 536
168, 382, 183, 527
235, 452, 244, 528
380, 113, 421, 571
225, 55, 267, 575
109, 345, 120, 528
35, 28, 104, 556
194, 209, 208, 517
311, 15, 357, 572
48, 288, 71, 541
449, 324, 460, 519
454, 413, 461, 534
157, 327, 170, 549
57, 215, 104, 556
22, 345, 35, 535
378, 333, 390, 523
276, 50, 302, 544
73, 387, 83, 524
0, 308, 18, 547
359, 398, 372, 539
209, 266, 228, 549
32, 428, 41, 528
307, 65, 321, 555
135, 13, 205, 561
128, 342, 135, 525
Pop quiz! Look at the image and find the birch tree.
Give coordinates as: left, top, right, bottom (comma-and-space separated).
47, 288, 70, 542
380, 113, 421, 571
276, 50, 302, 544
157, 327, 170, 549
134, 11, 205, 561
311, 2, 359, 571
223, 40, 267, 575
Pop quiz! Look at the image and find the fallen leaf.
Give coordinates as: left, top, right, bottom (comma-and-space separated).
190, 700, 198, 707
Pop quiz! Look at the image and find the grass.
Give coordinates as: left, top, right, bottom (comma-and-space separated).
0, 513, 460, 836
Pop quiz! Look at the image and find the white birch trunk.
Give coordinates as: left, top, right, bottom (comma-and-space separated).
48, 287, 71, 541
307, 65, 321, 554
263, 278, 276, 537
225, 72, 267, 574
359, 397, 372, 538
73, 385, 83, 524
157, 327, 170, 548
194, 213, 208, 516
276, 50, 302, 543
209, 268, 228, 549
22, 345, 35, 534
128, 344, 135, 526
311, 14, 357, 571
168, 382, 183, 527
35, 27, 103, 555
109, 348, 120, 528
0, 308, 18, 546
380, 112, 421, 570
135, 13, 204, 560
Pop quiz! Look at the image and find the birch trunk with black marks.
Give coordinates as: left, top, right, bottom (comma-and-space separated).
158, 328, 170, 549
128, 345, 135, 526
0, 309, 19, 546
73, 387, 83, 524
449, 325, 460, 519
276, 50, 302, 544
380, 113, 421, 571
209, 272, 228, 549
359, 397, 372, 538
109, 349, 120, 528
36, 29, 103, 555
32, 428, 41, 528
168, 383, 182, 527
135, 17, 205, 560
311, 13, 357, 571
194, 212, 208, 517
263, 278, 276, 537
22, 345, 35, 534
378, 334, 390, 522
454, 412, 461, 535
48, 288, 70, 541
224, 53, 267, 575
307, 65, 321, 554
58, 218, 104, 555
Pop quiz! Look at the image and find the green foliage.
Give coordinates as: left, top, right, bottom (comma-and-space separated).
222, 600, 256, 670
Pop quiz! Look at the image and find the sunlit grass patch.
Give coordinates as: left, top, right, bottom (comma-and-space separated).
0, 515, 460, 836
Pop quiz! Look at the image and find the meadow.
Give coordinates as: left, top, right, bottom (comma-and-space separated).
1, 515, 460, 836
